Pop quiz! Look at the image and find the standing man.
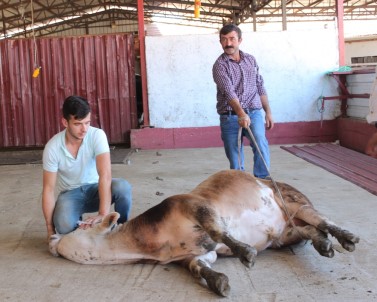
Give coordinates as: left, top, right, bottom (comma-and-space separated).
212, 24, 274, 179
42, 95, 132, 240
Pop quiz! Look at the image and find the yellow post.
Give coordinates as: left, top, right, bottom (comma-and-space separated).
194, 0, 201, 18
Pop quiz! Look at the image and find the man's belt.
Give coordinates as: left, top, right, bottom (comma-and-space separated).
220, 108, 261, 115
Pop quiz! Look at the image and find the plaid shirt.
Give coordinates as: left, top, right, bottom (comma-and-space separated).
212, 50, 267, 114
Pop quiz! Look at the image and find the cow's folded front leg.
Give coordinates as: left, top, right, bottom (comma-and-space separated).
193, 205, 257, 268
222, 232, 257, 268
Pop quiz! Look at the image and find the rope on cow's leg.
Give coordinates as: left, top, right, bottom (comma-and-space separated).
288, 204, 312, 222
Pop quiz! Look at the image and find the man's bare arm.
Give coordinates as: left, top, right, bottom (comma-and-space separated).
80, 152, 112, 228
42, 170, 57, 239
261, 95, 274, 130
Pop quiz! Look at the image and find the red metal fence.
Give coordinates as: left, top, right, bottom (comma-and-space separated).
0, 34, 137, 148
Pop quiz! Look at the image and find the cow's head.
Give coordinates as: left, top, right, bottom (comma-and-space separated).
48, 212, 121, 257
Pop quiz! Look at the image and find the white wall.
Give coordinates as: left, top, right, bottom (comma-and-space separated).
345, 37, 377, 65
347, 73, 376, 119
146, 29, 340, 128
343, 37, 377, 120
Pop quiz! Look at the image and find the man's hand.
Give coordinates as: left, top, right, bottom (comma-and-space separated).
365, 132, 377, 158
78, 214, 104, 230
238, 114, 250, 128
46, 224, 56, 242
265, 113, 274, 130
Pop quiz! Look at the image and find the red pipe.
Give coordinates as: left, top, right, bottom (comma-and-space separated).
137, 0, 150, 127
335, 0, 345, 66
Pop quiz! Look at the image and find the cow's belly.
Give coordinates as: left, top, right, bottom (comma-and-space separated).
217, 200, 287, 254
163, 197, 288, 257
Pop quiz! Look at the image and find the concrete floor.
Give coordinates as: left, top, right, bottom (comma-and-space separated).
0, 146, 376, 302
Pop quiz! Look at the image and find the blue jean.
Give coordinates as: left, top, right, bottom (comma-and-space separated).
53, 178, 132, 234
220, 109, 270, 178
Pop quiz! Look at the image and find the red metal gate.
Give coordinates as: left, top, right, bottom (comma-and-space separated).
0, 34, 137, 148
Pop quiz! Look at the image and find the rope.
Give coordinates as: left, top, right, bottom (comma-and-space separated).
31, 0, 37, 67
30, 0, 41, 78
237, 126, 303, 238
316, 96, 325, 113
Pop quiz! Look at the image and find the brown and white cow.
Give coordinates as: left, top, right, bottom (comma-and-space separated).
49, 170, 359, 296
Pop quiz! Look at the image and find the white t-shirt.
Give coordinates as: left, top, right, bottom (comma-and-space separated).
43, 126, 110, 193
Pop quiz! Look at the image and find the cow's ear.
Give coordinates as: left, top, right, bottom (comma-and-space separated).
101, 212, 120, 229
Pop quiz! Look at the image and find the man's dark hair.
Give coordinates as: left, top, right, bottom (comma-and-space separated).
219, 24, 242, 39
62, 95, 91, 120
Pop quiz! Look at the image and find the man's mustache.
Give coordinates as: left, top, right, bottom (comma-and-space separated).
225, 46, 234, 49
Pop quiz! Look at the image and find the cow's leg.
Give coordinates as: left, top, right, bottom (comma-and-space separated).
221, 232, 257, 268
197, 260, 230, 297
319, 222, 359, 252
275, 183, 359, 252
181, 251, 230, 297
194, 205, 257, 268
280, 225, 335, 257
290, 205, 359, 252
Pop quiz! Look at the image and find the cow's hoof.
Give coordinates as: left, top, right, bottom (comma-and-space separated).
212, 272, 230, 297
327, 226, 360, 252
200, 266, 230, 297
313, 238, 334, 258
338, 231, 359, 252
239, 245, 257, 268
206, 271, 230, 297
321, 248, 335, 258
340, 240, 356, 252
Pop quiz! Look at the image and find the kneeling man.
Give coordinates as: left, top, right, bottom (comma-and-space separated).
42, 95, 132, 240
